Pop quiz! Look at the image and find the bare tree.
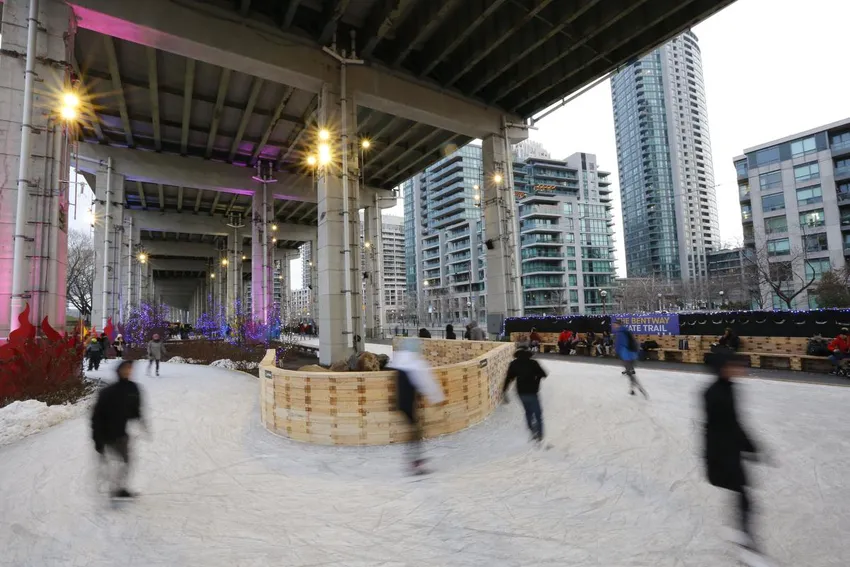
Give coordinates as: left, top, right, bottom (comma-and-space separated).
745, 239, 817, 310
66, 229, 95, 322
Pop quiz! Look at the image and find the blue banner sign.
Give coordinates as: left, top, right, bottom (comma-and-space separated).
615, 313, 679, 335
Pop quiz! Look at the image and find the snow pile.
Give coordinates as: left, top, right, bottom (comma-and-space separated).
0, 399, 89, 446
209, 359, 259, 371
168, 356, 202, 364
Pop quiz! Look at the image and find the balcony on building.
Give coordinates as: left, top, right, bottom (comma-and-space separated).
521, 234, 563, 247
520, 219, 560, 234
519, 204, 561, 219
830, 132, 850, 159
835, 164, 850, 183
522, 279, 564, 291
522, 261, 566, 276
446, 251, 472, 266
598, 170, 613, 188
430, 179, 466, 201
446, 226, 471, 243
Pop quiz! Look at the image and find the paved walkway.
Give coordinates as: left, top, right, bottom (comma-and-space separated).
1, 357, 848, 566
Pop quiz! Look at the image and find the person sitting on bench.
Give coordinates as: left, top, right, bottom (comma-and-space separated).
713, 327, 741, 352
529, 328, 542, 352
828, 328, 850, 375
557, 329, 573, 355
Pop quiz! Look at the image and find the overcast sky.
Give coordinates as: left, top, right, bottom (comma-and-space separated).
71, 0, 850, 287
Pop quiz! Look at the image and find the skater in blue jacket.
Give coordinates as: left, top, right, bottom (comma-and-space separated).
613, 319, 648, 398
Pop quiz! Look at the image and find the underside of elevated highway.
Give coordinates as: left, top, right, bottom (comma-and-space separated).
0, 0, 735, 362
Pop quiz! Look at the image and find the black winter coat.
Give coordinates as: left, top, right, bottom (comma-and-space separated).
702, 378, 756, 490
503, 350, 547, 395
91, 379, 143, 448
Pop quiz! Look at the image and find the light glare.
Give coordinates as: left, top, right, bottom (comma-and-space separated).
318, 129, 330, 141
318, 143, 332, 165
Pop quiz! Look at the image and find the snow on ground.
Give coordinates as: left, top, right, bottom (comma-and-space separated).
0, 398, 91, 447
1, 356, 849, 566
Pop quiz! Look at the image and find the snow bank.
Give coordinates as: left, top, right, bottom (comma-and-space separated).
0, 399, 89, 446
167, 356, 202, 364
209, 359, 259, 371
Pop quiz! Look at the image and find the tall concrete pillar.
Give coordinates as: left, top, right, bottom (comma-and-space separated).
226, 234, 237, 319
0, 0, 74, 334
481, 134, 523, 335
346, 101, 364, 349
250, 190, 273, 323
316, 85, 349, 365
308, 237, 318, 321
363, 204, 384, 339
92, 164, 125, 328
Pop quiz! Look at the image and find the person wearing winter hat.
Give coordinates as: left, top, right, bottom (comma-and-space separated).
146, 333, 167, 376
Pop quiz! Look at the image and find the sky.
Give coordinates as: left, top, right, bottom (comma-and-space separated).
70, 0, 850, 286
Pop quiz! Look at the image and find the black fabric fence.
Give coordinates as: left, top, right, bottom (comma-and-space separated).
503, 309, 850, 338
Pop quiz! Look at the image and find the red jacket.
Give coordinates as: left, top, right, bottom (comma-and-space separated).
558, 331, 572, 343
829, 335, 850, 353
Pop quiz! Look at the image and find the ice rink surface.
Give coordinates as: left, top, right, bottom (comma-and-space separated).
1, 354, 848, 567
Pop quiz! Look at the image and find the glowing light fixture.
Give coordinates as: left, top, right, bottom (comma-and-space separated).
242, 255, 247, 260
306, 155, 317, 167
60, 106, 77, 121
318, 128, 330, 141
271, 224, 278, 231
272, 237, 277, 243
137, 252, 147, 263
221, 258, 228, 266
361, 139, 371, 149
210, 273, 216, 279
494, 173, 503, 184
318, 143, 332, 166
364, 241, 371, 249
62, 92, 80, 108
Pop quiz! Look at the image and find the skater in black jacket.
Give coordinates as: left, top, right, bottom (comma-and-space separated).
502, 345, 548, 442
91, 360, 147, 498
703, 351, 772, 561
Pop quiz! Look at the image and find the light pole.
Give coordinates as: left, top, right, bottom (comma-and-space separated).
719, 290, 725, 310
600, 289, 608, 315
657, 292, 663, 311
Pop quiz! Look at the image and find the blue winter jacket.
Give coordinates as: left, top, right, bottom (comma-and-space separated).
614, 326, 639, 361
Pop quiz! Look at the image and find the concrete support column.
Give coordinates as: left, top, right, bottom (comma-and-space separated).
0, 0, 74, 334
226, 235, 237, 319
250, 190, 273, 323
316, 85, 349, 365
92, 165, 125, 329
346, 100, 364, 349
363, 203, 384, 339
309, 237, 318, 322
481, 134, 522, 335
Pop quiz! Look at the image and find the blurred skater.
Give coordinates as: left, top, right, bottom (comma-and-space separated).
91, 360, 147, 499
146, 334, 166, 376
702, 351, 774, 565
613, 319, 648, 398
391, 339, 445, 475
502, 344, 548, 443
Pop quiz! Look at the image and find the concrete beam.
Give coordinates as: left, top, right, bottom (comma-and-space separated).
74, 143, 316, 200
150, 259, 208, 271
141, 241, 219, 257
68, 0, 519, 138
129, 209, 317, 240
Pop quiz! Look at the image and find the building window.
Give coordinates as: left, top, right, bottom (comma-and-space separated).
761, 193, 785, 212
562, 203, 573, 215
568, 274, 577, 286
569, 290, 579, 303
767, 238, 790, 257
799, 209, 825, 228
794, 162, 820, 183
790, 136, 817, 158
759, 170, 782, 190
764, 216, 788, 234
750, 146, 780, 168
831, 131, 850, 150
805, 258, 832, 281
565, 246, 575, 257
796, 185, 822, 206
735, 159, 748, 177
567, 260, 576, 271
803, 233, 829, 253
741, 204, 752, 221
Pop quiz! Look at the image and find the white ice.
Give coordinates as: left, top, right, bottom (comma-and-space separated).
1, 353, 848, 567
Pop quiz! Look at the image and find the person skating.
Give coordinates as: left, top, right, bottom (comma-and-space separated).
613, 319, 648, 398
91, 360, 147, 499
146, 334, 166, 376
702, 351, 775, 565
113, 334, 126, 359
86, 336, 104, 371
390, 339, 445, 474
502, 344, 548, 443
